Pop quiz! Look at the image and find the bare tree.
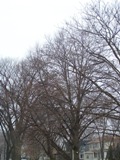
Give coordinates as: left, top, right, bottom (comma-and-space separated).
64, 0, 120, 123
26, 29, 105, 160
0, 59, 37, 160
25, 52, 63, 160
82, 0, 120, 114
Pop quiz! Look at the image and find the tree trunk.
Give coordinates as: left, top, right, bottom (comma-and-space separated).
72, 133, 79, 160
11, 140, 22, 160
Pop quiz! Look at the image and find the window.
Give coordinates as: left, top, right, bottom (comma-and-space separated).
93, 143, 98, 149
89, 144, 93, 149
94, 152, 97, 158
80, 154, 84, 158
86, 155, 89, 159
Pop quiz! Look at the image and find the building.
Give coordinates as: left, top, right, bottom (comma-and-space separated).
81, 136, 120, 160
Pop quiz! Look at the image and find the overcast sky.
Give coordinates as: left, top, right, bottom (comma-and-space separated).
0, 0, 114, 59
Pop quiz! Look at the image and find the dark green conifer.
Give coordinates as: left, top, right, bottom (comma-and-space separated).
106, 145, 114, 160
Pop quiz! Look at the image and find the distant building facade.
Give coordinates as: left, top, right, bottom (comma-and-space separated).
80, 136, 120, 160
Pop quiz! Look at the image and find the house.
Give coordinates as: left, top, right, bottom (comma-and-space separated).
82, 136, 120, 160
79, 139, 90, 160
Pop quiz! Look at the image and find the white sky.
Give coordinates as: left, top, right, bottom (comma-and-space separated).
0, 0, 113, 59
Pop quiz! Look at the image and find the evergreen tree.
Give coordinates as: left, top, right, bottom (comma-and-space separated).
114, 144, 120, 160
106, 145, 114, 160
106, 143, 120, 160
